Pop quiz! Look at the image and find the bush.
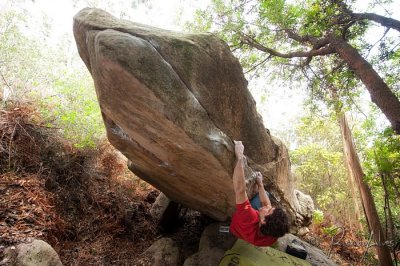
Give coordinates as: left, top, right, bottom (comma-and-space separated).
313, 209, 324, 225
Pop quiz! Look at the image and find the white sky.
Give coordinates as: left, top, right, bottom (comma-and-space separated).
17, 0, 208, 32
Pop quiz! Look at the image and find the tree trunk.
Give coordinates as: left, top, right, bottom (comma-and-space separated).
344, 161, 364, 231
392, 180, 400, 204
332, 93, 363, 231
380, 172, 395, 241
331, 36, 400, 134
339, 114, 393, 266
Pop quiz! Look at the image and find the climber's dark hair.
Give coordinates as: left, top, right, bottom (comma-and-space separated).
260, 207, 289, 238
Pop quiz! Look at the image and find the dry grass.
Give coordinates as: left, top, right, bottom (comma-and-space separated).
0, 103, 161, 265
303, 216, 379, 265
0, 172, 64, 245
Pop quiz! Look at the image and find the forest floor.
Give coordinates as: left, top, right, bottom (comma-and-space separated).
0, 154, 211, 265
0, 103, 380, 265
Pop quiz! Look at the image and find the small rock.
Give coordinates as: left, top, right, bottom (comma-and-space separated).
0, 239, 62, 266
297, 227, 310, 236
276, 234, 337, 266
141, 237, 179, 266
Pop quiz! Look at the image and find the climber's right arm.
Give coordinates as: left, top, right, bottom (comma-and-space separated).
233, 141, 247, 204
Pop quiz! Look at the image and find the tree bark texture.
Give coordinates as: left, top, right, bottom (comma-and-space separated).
344, 162, 364, 231
380, 172, 395, 241
332, 36, 400, 134
339, 116, 363, 231
339, 114, 393, 266
331, 91, 363, 232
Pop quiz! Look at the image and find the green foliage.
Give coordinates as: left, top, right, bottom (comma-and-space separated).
290, 112, 351, 213
373, 129, 400, 174
342, 108, 400, 241
362, 127, 400, 231
260, 0, 296, 27
313, 209, 324, 225
40, 70, 104, 148
1, 6, 104, 148
0, 9, 45, 101
321, 225, 340, 237
188, 0, 398, 117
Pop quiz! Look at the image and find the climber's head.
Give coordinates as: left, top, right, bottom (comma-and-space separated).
259, 206, 289, 237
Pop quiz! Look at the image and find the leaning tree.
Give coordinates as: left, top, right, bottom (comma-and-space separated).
190, 0, 400, 134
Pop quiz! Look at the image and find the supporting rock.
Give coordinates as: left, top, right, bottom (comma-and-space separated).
150, 192, 182, 229
183, 223, 236, 266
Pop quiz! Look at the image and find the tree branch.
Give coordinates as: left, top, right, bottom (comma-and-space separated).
342, 20, 356, 40
353, 12, 400, 32
0, 71, 12, 91
284, 29, 330, 48
244, 55, 272, 74
365, 27, 390, 58
335, 0, 400, 32
240, 33, 334, 58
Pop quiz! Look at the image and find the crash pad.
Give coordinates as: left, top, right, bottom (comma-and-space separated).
219, 239, 311, 266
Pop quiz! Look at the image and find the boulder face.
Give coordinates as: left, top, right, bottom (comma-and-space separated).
73, 8, 312, 224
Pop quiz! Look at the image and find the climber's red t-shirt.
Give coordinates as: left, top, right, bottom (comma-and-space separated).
230, 199, 277, 247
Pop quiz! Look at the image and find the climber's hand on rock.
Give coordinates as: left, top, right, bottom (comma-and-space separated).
255, 172, 263, 186
234, 140, 244, 159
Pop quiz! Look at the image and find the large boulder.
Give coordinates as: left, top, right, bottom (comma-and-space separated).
73, 8, 312, 224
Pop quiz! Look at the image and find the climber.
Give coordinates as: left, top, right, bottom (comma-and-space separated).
230, 140, 289, 246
